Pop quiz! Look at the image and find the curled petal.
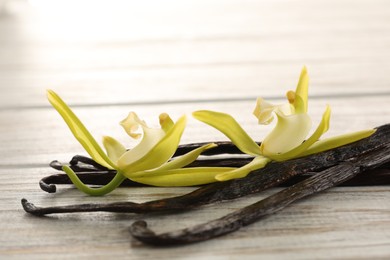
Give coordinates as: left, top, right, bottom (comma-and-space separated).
215, 156, 271, 181
300, 129, 376, 157
253, 97, 276, 124
102, 136, 127, 163
119, 113, 166, 168
269, 105, 331, 161
118, 116, 187, 175
47, 90, 115, 169
260, 111, 312, 157
130, 167, 235, 186
193, 110, 261, 156
253, 98, 294, 125
120, 112, 146, 139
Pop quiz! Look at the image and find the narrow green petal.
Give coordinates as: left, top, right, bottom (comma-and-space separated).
260, 112, 312, 156
47, 90, 115, 169
131, 143, 217, 177
300, 129, 376, 157
193, 110, 261, 156
118, 115, 187, 175
130, 167, 235, 186
215, 156, 271, 181
102, 136, 126, 163
294, 66, 309, 113
270, 105, 331, 161
62, 166, 127, 196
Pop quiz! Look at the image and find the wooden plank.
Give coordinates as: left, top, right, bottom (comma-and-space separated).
0, 168, 389, 259
0, 0, 390, 258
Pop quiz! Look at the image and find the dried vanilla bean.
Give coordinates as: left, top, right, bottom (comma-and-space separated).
39, 163, 390, 194
130, 139, 390, 245
282, 166, 390, 186
38, 132, 389, 194
22, 124, 390, 217
40, 142, 253, 193
130, 163, 360, 245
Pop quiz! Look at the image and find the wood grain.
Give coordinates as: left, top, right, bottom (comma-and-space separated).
1, 0, 390, 258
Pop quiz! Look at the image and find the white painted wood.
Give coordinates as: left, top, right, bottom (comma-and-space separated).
1, 0, 390, 108
1, 167, 389, 259
0, 0, 389, 258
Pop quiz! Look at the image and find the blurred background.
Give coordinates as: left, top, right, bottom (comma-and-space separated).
1, 0, 389, 109
0, 0, 389, 166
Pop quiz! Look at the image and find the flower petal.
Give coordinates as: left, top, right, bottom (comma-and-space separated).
102, 136, 127, 163
131, 143, 217, 176
119, 112, 166, 167
253, 98, 294, 125
300, 129, 376, 157
253, 97, 276, 124
47, 90, 115, 169
294, 66, 309, 113
159, 113, 174, 133
130, 167, 235, 186
193, 110, 261, 156
260, 111, 312, 156
215, 156, 271, 181
120, 112, 145, 139
269, 105, 331, 161
118, 115, 187, 175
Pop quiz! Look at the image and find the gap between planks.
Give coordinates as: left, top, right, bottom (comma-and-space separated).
2, 91, 390, 111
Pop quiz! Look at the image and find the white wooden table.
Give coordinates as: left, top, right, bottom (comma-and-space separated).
1, 0, 389, 258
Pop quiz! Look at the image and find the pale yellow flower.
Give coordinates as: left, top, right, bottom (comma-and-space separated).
193, 67, 375, 181
47, 90, 234, 195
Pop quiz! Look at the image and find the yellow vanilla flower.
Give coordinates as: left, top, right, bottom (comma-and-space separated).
47, 90, 235, 195
193, 67, 375, 181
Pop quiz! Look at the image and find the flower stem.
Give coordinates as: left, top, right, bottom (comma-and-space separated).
62, 166, 127, 196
